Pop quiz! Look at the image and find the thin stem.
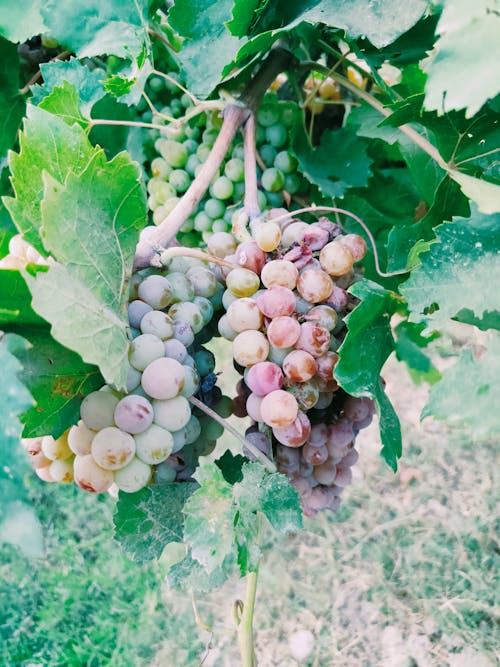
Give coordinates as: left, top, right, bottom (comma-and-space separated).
237, 567, 259, 667
151, 68, 200, 105
454, 147, 500, 167
269, 205, 409, 278
88, 118, 168, 132
188, 396, 276, 473
147, 27, 178, 52
19, 50, 72, 95
159, 245, 239, 270
243, 114, 261, 219
191, 592, 212, 633
141, 90, 176, 123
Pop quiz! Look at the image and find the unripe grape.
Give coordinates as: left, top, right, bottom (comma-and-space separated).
134, 424, 173, 464
153, 395, 191, 432
257, 102, 280, 127
283, 350, 317, 382
68, 421, 95, 456
296, 322, 330, 358
266, 316, 301, 348
297, 269, 333, 303
273, 411, 311, 447
141, 357, 185, 400
227, 298, 263, 332
265, 123, 287, 148
74, 454, 114, 493
159, 140, 188, 168
226, 268, 260, 298
256, 286, 296, 318
253, 222, 281, 251
274, 150, 297, 174
207, 232, 236, 258
218, 314, 238, 340
261, 260, 298, 290
138, 275, 173, 309
129, 334, 165, 371
41, 431, 72, 461
221, 288, 236, 311
319, 242, 354, 277
128, 300, 153, 328
224, 157, 245, 182
91, 426, 136, 470
164, 338, 188, 363
246, 393, 264, 421
233, 330, 269, 367
49, 458, 75, 483
140, 310, 175, 339
168, 302, 204, 333
210, 176, 234, 200
186, 266, 218, 297
80, 390, 119, 430
114, 458, 152, 493
35, 466, 55, 483
260, 390, 298, 428
261, 167, 285, 192
304, 305, 338, 331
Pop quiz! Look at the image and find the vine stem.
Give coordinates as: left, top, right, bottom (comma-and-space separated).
159, 246, 239, 270
19, 50, 72, 95
236, 567, 260, 667
269, 205, 409, 278
188, 396, 276, 473
243, 113, 261, 219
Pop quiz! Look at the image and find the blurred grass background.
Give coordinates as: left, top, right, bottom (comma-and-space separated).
1, 328, 498, 667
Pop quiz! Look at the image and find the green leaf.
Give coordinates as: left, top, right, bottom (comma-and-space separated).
4, 105, 96, 253
347, 102, 402, 145
9, 329, 102, 439
30, 58, 106, 114
394, 321, 441, 384
114, 483, 198, 562
424, 1, 500, 117
38, 81, 88, 128
335, 280, 402, 469
0, 170, 16, 258
183, 464, 236, 573
25, 150, 146, 388
294, 125, 373, 198
215, 450, 246, 484
448, 170, 500, 215
168, 0, 242, 98
401, 204, 500, 331
0, 36, 26, 159
167, 552, 231, 593
422, 334, 500, 439
0, 269, 47, 327
228, 0, 260, 36
0, 0, 45, 43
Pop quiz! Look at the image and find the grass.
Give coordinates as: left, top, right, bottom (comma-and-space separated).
1, 335, 498, 666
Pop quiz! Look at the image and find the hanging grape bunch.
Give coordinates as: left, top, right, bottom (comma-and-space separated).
22, 258, 229, 494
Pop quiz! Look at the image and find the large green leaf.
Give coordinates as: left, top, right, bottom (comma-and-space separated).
448, 170, 500, 215
114, 483, 198, 562
0, 36, 26, 159
26, 150, 146, 388
0, 269, 47, 327
400, 205, 500, 331
335, 280, 402, 469
4, 105, 96, 253
0, 0, 45, 42
422, 334, 500, 439
424, 0, 500, 117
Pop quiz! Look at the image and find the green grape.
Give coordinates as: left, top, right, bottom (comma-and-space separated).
151, 181, 177, 205
193, 296, 214, 324
233, 181, 245, 200
210, 281, 225, 309
170, 98, 183, 117
180, 92, 193, 108
266, 191, 285, 207
152, 198, 180, 224
213, 395, 233, 418
280, 104, 298, 126
284, 173, 301, 194
185, 124, 201, 140
265, 123, 288, 148
257, 102, 280, 127
168, 301, 204, 333
153, 395, 191, 432
185, 154, 200, 176
194, 348, 215, 376
180, 218, 195, 233
259, 143, 277, 166
149, 76, 164, 93
168, 272, 195, 303
180, 365, 199, 398
257, 190, 268, 209
196, 143, 211, 162
159, 140, 188, 168
224, 157, 245, 182
232, 144, 245, 160
261, 167, 285, 192
186, 266, 218, 297
210, 176, 234, 200
204, 198, 226, 219
169, 169, 191, 193
202, 128, 218, 146
194, 211, 212, 232
177, 232, 201, 247
151, 157, 171, 179
164, 124, 186, 141
134, 424, 173, 465
164, 71, 182, 92
274, 150, 297, 174
183, 138, 198, 154
114, 457, 152, 492
212, 219, 228, 233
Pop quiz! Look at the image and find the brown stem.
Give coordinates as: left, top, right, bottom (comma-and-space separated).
147, 27, 178, 52
19, 50, 72, 95
134, 47, 293, 270
243, 114, 260, 219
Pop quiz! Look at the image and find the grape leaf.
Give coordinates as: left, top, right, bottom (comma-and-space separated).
25, 150, 146, 389
4, 105, 96, 254
400, 204, 500, 331
424, 1, 500, 117
335, 280, 402, 469
448, 170, 500, 215
30, 58, 106, 114
422, 334, 500, 439
0, 0, 45, 43
0, 36, 26, 159
394, 321, 441, 385
114, 483, 198, 562
215, 450, 246, 484
9, 329, 102, 439
0, 172, 16, 259
0, 269, 47, 327
167, 552, 231, 593
294, 125, 373, 198
228, 0, 260, 36
183, 464, 236, 573
168, 0, 242, 98
38, 81, 88, 129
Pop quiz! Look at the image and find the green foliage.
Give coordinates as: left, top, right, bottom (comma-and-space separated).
0, 36, 25, 159
394, 321, 441, 384
336, 281, 402, 469
422, 333, 500, 438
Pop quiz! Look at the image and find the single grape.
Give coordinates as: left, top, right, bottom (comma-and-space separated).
315, 392, 334, 409
243, 429, 271, 460
207, 232, 237, 259
169, 169, 191, 193
80, 391, 119, 430
295, 322, 330, 358
224, 158, 245, 182
312, 459, 337, 485
338, 234, 367, 262
304, 305, 338, 331
74, 454, 114, 493
134, 424, 174, 465
218, 314, 238, 340
153, 395, 191, 432
164, 338, 188, 363
281, 221, 309, 248
138, 275, 173, 309
265, 123, 287, 148
114, 458, 152, 493
273, 150, 297, 174
173, 322, 195, 346
319, 241, 354, 277
257, 103, 280, 127
256, 286, 296, 318
268, 344, 293, 366
193, 296, 214, 325
232, 330, 270, 367
245, 361, 284, 396
261, 260, 298, 290
210, 176, 234, 200
341, 448, 359, 467
302, 443, 328, 465
168, 302, 204, 334
334, 465, 352, 487
309, 423, 328, 447
186, 153, 200, 176
235, 240, 267, 272
300, 224, 330, 251
128, 300, 153, 329
287, 380, 319, 410
276, 443, 301, 473
160, 140, 188, 168
297, 269, 333, 303
151, 157, 171, 179
266, 316, 301, 349
261, 167, 285, 192
141, 357, 185, 400
246, 393, 264, 421
49, 458, 74, 483
186, 266, 218, 297
194, 211, 212, 232
129, 333, 165, 371
253, 222, 282, 252
227, 297, 263, 332
140, 310, 175, 339
35, 466, 55, 482
179, 366, 200, 398
273, 411, 311, 447
315, 352, 339, 382
260, 390, 298, 428
91, 425, 136, 470
327, 418, 354, 449
68, 420, 95, 456
282, 350, 317, 382
167, 272, 196, 303
226, 268, 260, 298
204, 197, 226, 219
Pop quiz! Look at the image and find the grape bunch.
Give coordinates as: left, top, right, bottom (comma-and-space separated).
214, 210, 375, 516
142, 75, 306, 246
23, 257, 228, 494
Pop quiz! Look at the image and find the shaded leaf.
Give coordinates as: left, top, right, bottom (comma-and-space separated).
167, 552, 231, 593
0, 36, 26, 159
394, 321, 441, 384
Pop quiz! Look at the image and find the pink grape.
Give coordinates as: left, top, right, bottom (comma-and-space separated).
353, 413, 374, 430
308, 486, 336, 511
309, 423, 328, 447
304, 305, 338, 330
234, 241, 266, 274
282, 350, 317, 382
340, 448, 359, 467
327, 418, 354, 449
312, 458, 337, 485
260, 390, 298, 428
261, 260, 298, 290
334, 465, 352, 487
326, 285, 349, 311
338, 233, 367, 261
243, 429, 271, 459
281, 221, 308, 247
114, 395, 154, 434
266, 316, 301, 348
272, 411, 311, 447
300, 224, 329, 250
256, 286, 296, 318
74, 454, 114, 493
302, 442, 328, 465
163, 339, 188, 363
246, 393, 264, 421
275, 444, 300, 472
232, 330, 270, 367
343, 396, 373, 422
227, 297, 263, 332
283, 244, 313, 269
315, 352, 339, 381
141, 357, 185, 399
295, 322, 330, 358
297, 269, 333, 302
319, 241, 354, 277
246, 362, 284, 396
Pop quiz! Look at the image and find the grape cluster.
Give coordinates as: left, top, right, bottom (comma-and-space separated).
0, 234, 51, 269
142, 75, 306, 246
215, 210, 374, 515
23, 257, 228, 494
